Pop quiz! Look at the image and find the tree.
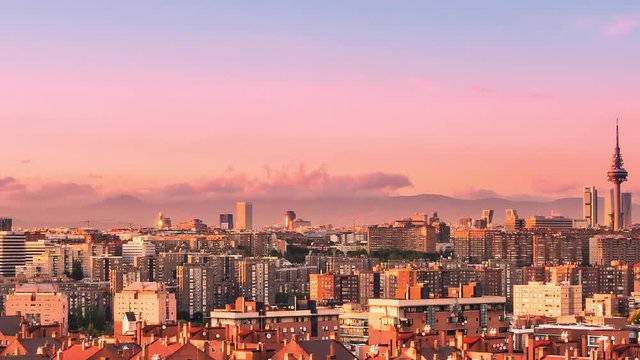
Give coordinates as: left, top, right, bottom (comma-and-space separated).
71, 259, 84, 281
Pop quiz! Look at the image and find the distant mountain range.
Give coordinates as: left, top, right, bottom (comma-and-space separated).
4, 194, 636, 230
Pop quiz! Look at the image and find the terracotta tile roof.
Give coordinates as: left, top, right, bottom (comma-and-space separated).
60, 344, 101, 359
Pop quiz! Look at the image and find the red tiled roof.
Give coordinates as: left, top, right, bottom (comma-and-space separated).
132, 339, 183, 360
189, 326, 203, 335
397, 333, 415, 341
60, 344, 101, 359
464, 337, 481, 345
535, 340, 552, 347
239, 329, 254, 337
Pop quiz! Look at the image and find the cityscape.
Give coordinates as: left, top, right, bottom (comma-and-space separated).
2, 2, 640, 360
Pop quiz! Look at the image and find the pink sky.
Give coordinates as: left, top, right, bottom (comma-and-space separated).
1, 1, 640, 210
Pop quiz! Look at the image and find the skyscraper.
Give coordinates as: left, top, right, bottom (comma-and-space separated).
623, 192, 633, 228
219, 213, 234, 230
607, 121, 628, 230
605, 190, 632, 229
0, 232, 26, 278
481, 209, 494, 226
0, 218, 12, 231
236, 202, 253, 231
583, 186, 598, 227
284, 210, 296, 231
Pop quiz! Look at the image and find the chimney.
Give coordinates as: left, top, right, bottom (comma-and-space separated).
66, 337, 73, 349
21, 321, 29, 339
565, 348, 570, 360
439, 330, 447, 348
433, 339, 440, 352
455, 331, 464, 350
56, 349, 63, 360
136, 320, 143, 345
81, 341, 87, 351
162, 336, 168, 346
142, 342, 149, 360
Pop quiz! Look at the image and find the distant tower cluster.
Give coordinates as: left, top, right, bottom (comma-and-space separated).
606, 121, 629, 230
285, 210, 297, 231
236, 202, 253, 231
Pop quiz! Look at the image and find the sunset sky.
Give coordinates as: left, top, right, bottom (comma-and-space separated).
1, 1, 640, 209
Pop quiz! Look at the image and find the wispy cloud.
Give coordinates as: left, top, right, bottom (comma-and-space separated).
531, 179, 577, 195
452, 186, 501, 200
470, 86, 553, 101
602, 15, 640, 37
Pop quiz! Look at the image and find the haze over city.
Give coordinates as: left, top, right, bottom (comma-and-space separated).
2, 1, 640, 227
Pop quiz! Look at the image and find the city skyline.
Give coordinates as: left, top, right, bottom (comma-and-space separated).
1, 1, 640, 215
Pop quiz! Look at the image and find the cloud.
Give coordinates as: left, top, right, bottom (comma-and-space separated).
602, 15, 640, 37
452, 186, 501, 200
469, 86, 552, 101
531, 179, 577, 194
0, 177, 26, 192
159, 165, 412, 200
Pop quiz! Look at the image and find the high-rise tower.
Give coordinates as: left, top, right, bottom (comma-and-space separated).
607, 121, 628, 230
583, 186, 598, 227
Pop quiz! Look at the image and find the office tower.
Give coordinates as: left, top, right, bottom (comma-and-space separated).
157, 212, 172, 229
481, 210, 494, 226
607, 121, 628, 230
0, 231, 26, 277
0, 217, 12, 231
524, 215, 573, 230
5, 284, 68, 333
583, 186, 598, 227
605, 190, 633, 229
219, 213, 234, 230
623, 192, 633, 228
284, 210, 296, 231
236, 202, 253, 231
122, 237, 156, 264
504, 209, 524, 231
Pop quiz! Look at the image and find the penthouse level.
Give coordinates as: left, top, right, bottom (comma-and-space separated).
209, 297, 340, 341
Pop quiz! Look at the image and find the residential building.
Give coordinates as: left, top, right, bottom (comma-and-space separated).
210, 297, 340, 341
513, 281, 582, 317
122, 237, 155, 264
239, 257, 277, 304
113, 282, 177, 335
5, 284, 68, 334
368, 295, 509, 345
